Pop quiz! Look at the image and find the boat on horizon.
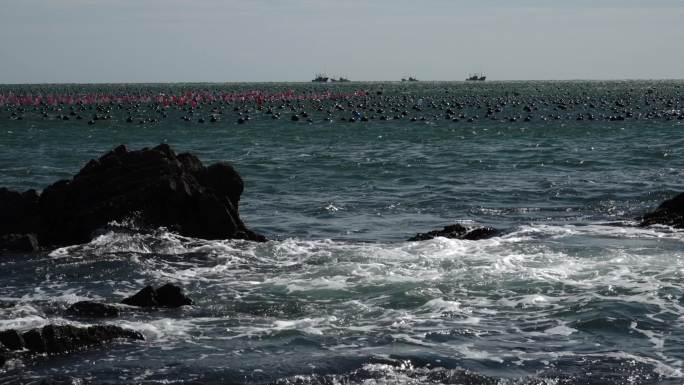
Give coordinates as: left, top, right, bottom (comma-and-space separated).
312, 73, 329, 83
401, 76, 419, 82
466, 73, 486, 81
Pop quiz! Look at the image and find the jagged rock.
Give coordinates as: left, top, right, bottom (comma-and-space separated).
0, 329, 25, 350
0, 325, 143, 359
66, 301, 119, 318
461, 227, 500, 240
640, 192, 684, 228
155, 283, 193, 307
22, 329, 47, 353
0, 233, 40, 251
122, 284, 193, 308
0, 144, 265, 250
408, 224, 499, 241
121, 285, 158, 307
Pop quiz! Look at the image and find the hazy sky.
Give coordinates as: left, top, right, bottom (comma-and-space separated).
1, 0, 683, 83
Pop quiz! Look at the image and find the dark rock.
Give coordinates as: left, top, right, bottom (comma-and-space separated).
121, 285, 159, 307
122, 283, 192, 308
66, 301, 119, 318
0, 144, 265, 249
640, 192, 684, 228
41, 324, 142, 354
22, 329, 47, 353
0, 188, 39, 235
0, 329, 25, 350
409, 224, 499, 241
1, 325, 143, 358
155, 283, 193, 307
0, 233, 40, 251
461, 227, 500, 240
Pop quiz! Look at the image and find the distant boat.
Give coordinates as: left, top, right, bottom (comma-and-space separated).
401, 76, 419, 82
466, 73, 486, 81
312, 73, 329, 83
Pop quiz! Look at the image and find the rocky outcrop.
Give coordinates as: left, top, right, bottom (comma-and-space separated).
0, 324, 143, 362
640, 192, 684, 228
66, 301, 120, 318
0, 144, 265, 250
122, 284, 193, 308
408, 224, 499, 241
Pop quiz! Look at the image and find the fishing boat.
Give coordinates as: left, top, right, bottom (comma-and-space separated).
466, 73, 486, 81
312, 73, 329, 83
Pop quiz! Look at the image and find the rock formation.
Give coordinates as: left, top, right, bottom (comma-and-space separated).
0, 324, 143, 363
66, 301, 120, 318
640, 192, 684, 228
409, 224, 499, 241
0, 144, 265, 250
122, 284, 193, 308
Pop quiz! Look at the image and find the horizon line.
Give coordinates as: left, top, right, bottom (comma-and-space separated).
1, 78, 684, 86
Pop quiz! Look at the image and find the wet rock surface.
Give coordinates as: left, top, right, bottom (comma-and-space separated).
0, 325, 143, 361
66, 301, 120, 318
408, 224, 499, 241
640, 192, 684, 228
0, 144, 265, 250
122, 284, 193, 308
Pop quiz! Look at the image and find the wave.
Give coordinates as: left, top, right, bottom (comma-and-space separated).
1, 222, 682, 383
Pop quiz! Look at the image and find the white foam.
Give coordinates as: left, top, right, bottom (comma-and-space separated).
271, 316, 337, 335
420, 298, 462, 314
544, 324, 577, 336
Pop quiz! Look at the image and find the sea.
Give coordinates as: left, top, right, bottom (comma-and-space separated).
0, 81, 683, 384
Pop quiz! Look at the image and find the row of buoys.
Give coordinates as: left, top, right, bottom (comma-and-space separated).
0, 90, 368, 108
1, 86, 681, 125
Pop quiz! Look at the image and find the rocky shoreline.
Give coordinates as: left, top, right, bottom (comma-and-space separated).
0, 283, 193, 368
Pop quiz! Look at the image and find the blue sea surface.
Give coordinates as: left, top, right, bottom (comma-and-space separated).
0, 81, 683, 384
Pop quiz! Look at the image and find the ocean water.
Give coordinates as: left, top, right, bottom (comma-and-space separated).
0, 81, 683, 384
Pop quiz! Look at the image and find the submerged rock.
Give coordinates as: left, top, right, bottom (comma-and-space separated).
122, 283, 193, 308
0, 144, 265, 250
408, 224, 499, 241
0, 325, 143, 361
640, 192, 684, 228
66, 301, 119, 318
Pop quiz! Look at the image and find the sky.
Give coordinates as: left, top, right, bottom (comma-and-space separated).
0, 0, 683, 83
